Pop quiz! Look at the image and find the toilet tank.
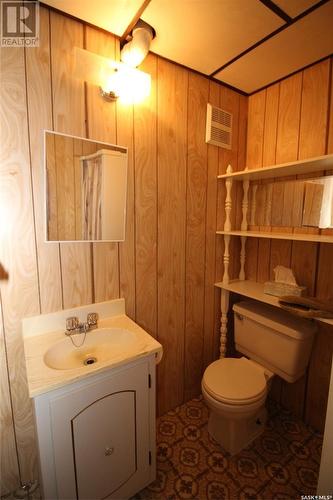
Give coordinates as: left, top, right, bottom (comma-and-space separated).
233, 301, 317, 383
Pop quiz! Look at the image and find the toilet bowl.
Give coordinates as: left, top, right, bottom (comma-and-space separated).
202, 300, 316, 455
202, 357, 273, 454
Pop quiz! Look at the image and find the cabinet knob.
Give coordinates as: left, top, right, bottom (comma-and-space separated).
104, 446, 114, 456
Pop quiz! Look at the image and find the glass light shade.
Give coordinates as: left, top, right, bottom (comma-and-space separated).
121, 45, 146, 68
120, 26, 153, 68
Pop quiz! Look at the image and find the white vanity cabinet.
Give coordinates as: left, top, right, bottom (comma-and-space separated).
33, 355, 156, 500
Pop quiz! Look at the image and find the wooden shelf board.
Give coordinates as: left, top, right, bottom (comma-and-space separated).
217, 154, 333, 182
216, 230, 333, 243
215, 280, 333, 326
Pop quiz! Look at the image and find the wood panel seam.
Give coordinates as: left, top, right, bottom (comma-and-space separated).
132, 103, 137, 320
23, 46, 42, 314
0, 291, 22, 483
202, 139, 209, 356
183, 70, 190, 404
296, 71, 304, 161
255, 89, 267, 280
155, 58, 159, 345
264, 83, 279, 281
48, 7, 63, 309
325, 57, 333, 155
82, 28, 94, 304
115, 76, 121, 300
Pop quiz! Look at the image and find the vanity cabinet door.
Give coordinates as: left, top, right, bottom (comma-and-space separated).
73, 391, 136, 499
40, 358, 154, 499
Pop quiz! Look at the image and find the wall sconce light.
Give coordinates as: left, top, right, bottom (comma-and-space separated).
74, 20, 154, 105
99, 62, 151, 104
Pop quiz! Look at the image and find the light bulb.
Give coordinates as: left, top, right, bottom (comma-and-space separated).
101, 64, 151, 104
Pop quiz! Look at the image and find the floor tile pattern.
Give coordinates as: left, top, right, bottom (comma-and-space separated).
134, 397, 322, 500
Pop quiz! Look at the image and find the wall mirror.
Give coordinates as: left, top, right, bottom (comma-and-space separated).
248, 176, 333, 229
44, 131, 128, 242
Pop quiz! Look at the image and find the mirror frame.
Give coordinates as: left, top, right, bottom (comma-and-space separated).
44, 130, 128, 243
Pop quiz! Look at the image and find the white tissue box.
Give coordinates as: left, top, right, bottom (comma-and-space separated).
264, 281, 306, 297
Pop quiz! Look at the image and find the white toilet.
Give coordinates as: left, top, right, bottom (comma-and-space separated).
202, 300, 317, 455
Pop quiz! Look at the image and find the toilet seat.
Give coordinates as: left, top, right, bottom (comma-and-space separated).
202, 357, 267, 405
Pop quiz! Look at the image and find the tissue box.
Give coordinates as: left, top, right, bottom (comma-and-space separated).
264, 281, 306, 297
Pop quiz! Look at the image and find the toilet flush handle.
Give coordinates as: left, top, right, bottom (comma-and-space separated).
235, 313, 244, 321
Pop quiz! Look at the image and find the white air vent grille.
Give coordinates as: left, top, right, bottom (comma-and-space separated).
206, 103, 232, 149
211, 127, 231, 145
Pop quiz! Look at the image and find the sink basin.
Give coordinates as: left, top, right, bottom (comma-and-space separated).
44, 328, 145, 370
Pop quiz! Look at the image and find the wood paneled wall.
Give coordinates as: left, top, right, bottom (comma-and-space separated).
246, 57, 333, 432
0, 7, 246, 493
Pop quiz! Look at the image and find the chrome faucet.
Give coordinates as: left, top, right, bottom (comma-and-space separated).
65, 312, 98, 336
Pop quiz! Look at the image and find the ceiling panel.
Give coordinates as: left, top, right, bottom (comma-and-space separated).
214, 0, 333, 93
42, 0, 144, 36
273, 0, 321, 18
141, 0, 284, 75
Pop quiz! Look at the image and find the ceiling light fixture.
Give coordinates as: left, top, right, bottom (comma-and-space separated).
120, 20, 154, 68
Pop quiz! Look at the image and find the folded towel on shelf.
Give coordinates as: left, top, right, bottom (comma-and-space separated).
278, 295, 333, 319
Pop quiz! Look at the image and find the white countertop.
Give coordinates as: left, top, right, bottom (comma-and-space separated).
23, 299, 162, 397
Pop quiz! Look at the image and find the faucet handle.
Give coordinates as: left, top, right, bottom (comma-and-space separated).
87, 312, 98, 328
66, 316, 79, 331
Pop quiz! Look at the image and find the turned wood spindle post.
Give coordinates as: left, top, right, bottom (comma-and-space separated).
224, 164, 233, 232
220, 165, 233, 358
239, 177, 249, 281
220, 289, 229, 358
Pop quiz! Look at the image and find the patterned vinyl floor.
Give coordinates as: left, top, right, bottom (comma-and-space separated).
134, 396, 323, 500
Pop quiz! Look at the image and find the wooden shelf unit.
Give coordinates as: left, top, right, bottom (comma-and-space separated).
216, 229, 333, 244
215, 155, 333, 359
215, 280, 333, 326
217, 153, 333, 182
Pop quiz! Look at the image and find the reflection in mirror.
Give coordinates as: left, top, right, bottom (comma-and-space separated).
247, 176, 333, 229
302, 178, 333, 228
45, 131, 128, 242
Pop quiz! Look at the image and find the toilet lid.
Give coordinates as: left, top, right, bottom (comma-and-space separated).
203, 357, 267, 404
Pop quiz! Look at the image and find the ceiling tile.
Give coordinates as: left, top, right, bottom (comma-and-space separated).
141, 0, 284, 75
272, 0, 321, 18
214, 0, 333, 93
42, 0, 144, 36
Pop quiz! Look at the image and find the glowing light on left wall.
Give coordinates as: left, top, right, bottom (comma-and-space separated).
102, 63, 151, 104
74, 47, 151, 105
